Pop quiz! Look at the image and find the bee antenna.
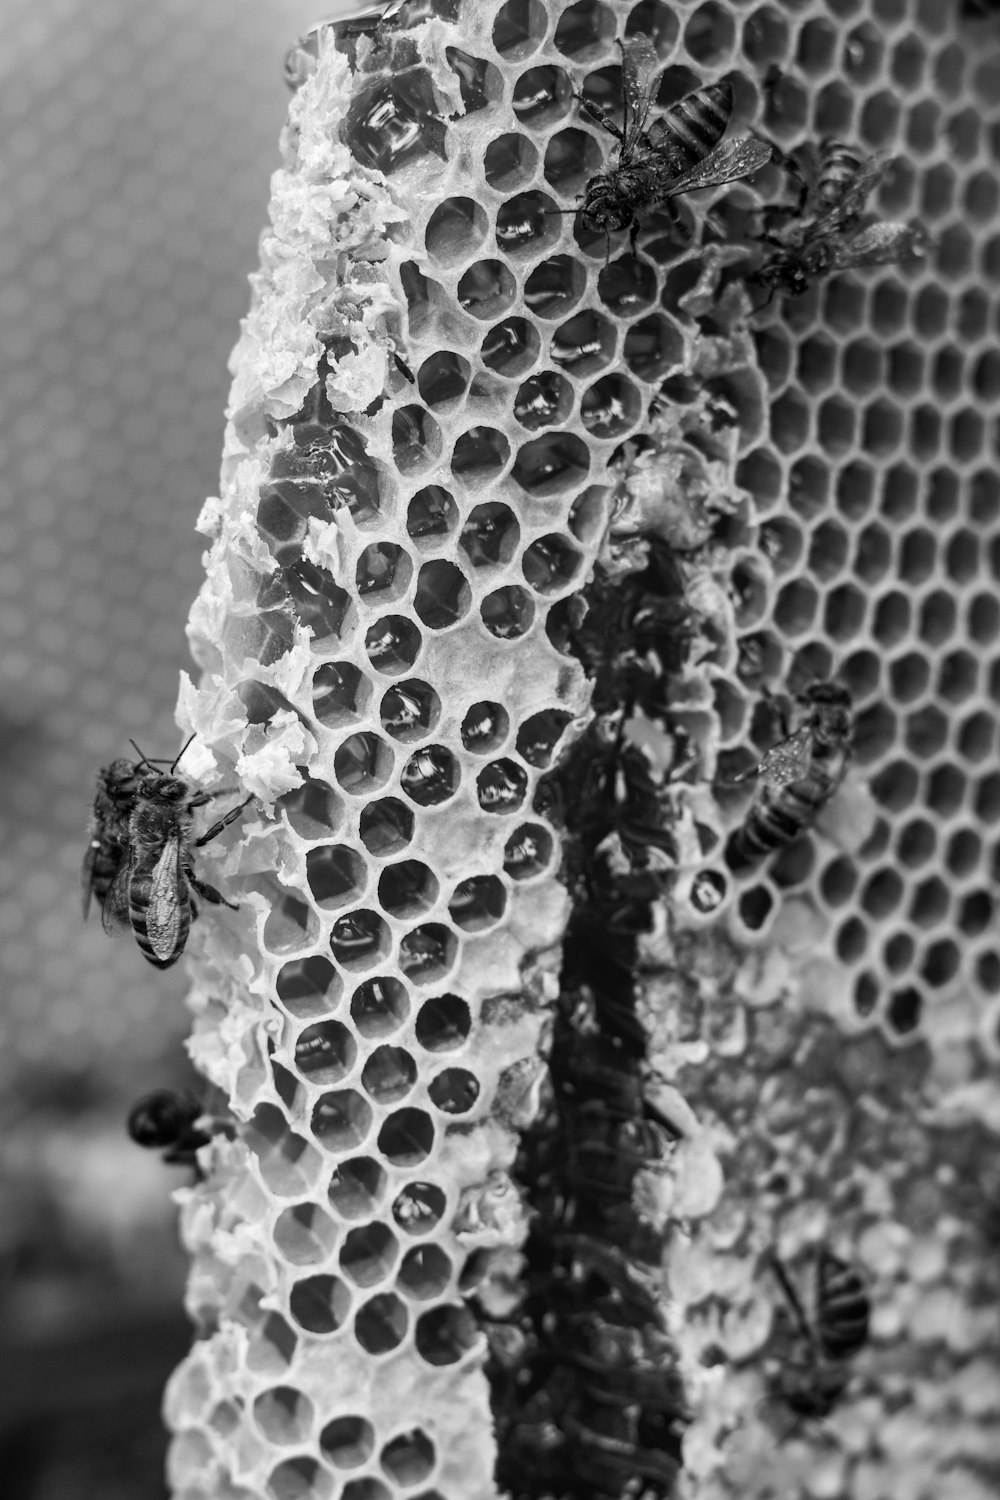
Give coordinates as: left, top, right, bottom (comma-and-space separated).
170, 733, 197, 774
129, 738, 152, 768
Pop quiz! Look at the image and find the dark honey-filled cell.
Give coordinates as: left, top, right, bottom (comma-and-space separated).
345, 72, 446, 175
340, 1223, 400, 1289
354, 1293, 409, 1355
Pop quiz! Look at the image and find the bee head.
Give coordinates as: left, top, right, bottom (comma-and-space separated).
581, 177, 635, 235
102, 759, 140, 801
140, 774, 189, 802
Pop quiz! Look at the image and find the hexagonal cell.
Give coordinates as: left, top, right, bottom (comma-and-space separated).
359, 798, 414, 855
328, 1157, 387, 1221
927, 764, 967, 819
769, 389, 810, 454
412, 561, 472, 632
854, 701, 899, 765
294, 1019, 357, 1085
806, 519, 848, 584
958, 890, 992, 937
481, 585, 535, 639
521, 536, 582, 597
909, 874, 951, 927
885, 986, 922, 1037
811, 77, 854, 138
266, 1457, 334, 1500
971, 470, 1000, 526
376, 1106, 434, 1168
496, 190, 560, 260
415, 1304, 479, 1367
276, 956, 342, 1021
361, 1045, 417, 1106
870, 590, 910, 649
288, 1272, 352, 1336
882, 929, 915, 975
969, 594, 1000, 647
842, 20, 882, 83
913, 285, 949, 343
273, 1202, 339, 1267
896, 817, 936, 871
683, 1, 735, 63
797, 333, 837, 394
511, 431, 590, 497
580, 374, 641, 438
835, 915, 868, 965
375, 860, 437, 920
481, 317, 541, 378
406, 486, 459, 549
459, 502, 520, 569
391, 1181, 447, 1237
621, 314, 681, 381
796, 15, 836, 72
491, 0, 546, 56
483, 132, 540, 195
939, 224, 973, 282
354, 1291, 409, 1356
365, 615, 423, 675
523, 254, 586, 319
398, 923, 458, 985
512, 371, 573, 431
773, 578, 819, 637
415, 994, 472, 1051
304, 845, 367, 911
451, 426, 510, 486
311, 1090, 373, 1152
859, 867, 904, 922
329, 910, 391, 971
945, 827, 982, 878
457, 259, 517, 320
742, 5, 790, 65
396, 1245, 454, 1301
392, 406, 443, 475
380, 1428, 437, 1487
333, 733, 393, 797
379, 681, 440, 744
949, 409, 985, 467
861, 398, 902, 459
957, 710, 996, 764
311, 663, 369, 731
477, 758, 529, 814
817, 394, 856, 456
320, 1414, 376, 1470
263, 890, 321, 959
448, 874, 506, 932
596, 255, 656, 316
427, 1067, 481, 1116
446, 44, 498, 112
763, 67, 808, 136
424, 197, 489, 269
400, 746, 459, 807
348, 978, 409, 1040
977, 773, 1000, 824
818, 854, 858, 908
254, 1386, 316, 1446
924, 468, 959, 525
888, 651, 930, 705
511, 62, 572, 125
416, 352, 471, 411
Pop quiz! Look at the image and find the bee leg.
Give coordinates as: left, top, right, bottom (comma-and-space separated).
765, 1248, 815, 1347
392, 351, 415, 383
572, 92, 625, 144
188, 872, 240, 913
193, 794, 255, 848
629, 219, 639, 258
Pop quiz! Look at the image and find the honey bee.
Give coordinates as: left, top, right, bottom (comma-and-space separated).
751, 143, 933, 301
105, 752, 253, 969
574, 36, 772, 249
767, 1247, 870, 1418
728, 681, 853, 870
127, 1089, 212, 1169
82, 753, 163, 921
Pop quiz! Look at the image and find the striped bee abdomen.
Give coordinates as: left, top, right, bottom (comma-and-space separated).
661, 80, 733, 171
729, 769, 839, 868
815, 1249, 870, 1361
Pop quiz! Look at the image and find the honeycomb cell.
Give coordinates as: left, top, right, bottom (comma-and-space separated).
330, 909, 392, 970
397, 1245, 454, 1300
312, 663, 369, 729
818, 394, 856, 456
254, 1387, 316, 1446
524, 255, 586, 318
398, 924, 457, 984
362, 1046, 418, 1105
971, 470, 1000, 525
477, 758, 529, 813
493, 0, 546, 58
927, 764, 966, 819
949, 408, 985, 467
889, 652, 930, 704
328, 1157, 388, 1220
885, 985, 922, 1037
819, 855, 858, 906
978, 952, 1000, 995
428, 1068, 481, 1116
274, 1201, 339, 1267
481, 317, 541, 379
773, 578, 819, 637
406, 486, 459, 548
377, 1107, 434, 1167
946, 827, 982, 878
784, 454, 828, 520
513, 371, 574, 430
597, 255, 656, 316
263, 892, 321, 958
622, 314, 681, 380
973, 349, 1000, 405
860, 867, 905, 920
797, 15, 836, 72
738, 884, 774, 934
247, 1312, 299, 1378
799, 333, 838, 394
871, 590, 910, 649
400, 746, 459, 807
758, 518, 804, 576
512, 431, 590, 496
812, 77, 854, 137
836, 915, 868, 964
683, 2, 735, 64
982, 774, 1000, 824
333, 734, 393, 796
460, 503, 520, 568
380, 681, 440, 744
392, 406, 443, 474
354, 1292, 409, 1355
957, 710, 995, 763
459, 702, 508, 755
276, 956, 342, 1020
880, 463, 918, 523
496, 191, 559, 259
883, 930, 915, 975
417, 353, 471, 410
763, 67, 808, 136
320, 1415, 376, 1470
511, 63, 572, 125
414, 1304, 479, 1366
897, 817, 936, 870
294, 1021, 357, 1085
415, 994, 472, 1051
340, 1222, 400, 1289
481, 585, 535, 639
413, 561, 472, 631
483, 132, 540, 194
969, 594, 1000, 646
925, 468, 959, 524
311, 1091, 373, 1151
862, 398, 903, 458
808, 520, 848, 583
380, 1429, 437, 1487
392, 1182, 447, 1235
378, 861, 439, 919
542, 127, 603, 198
289, 1274, 352, 1336
347, 75, 446, 176
769, 389, 810, 454
341, 1481, 391, 1500
853, 522, 892, 586
359, 798, 414, 855
457, 260, 516, 319
276, 776, 342, 841
424, 198, 489, 268
365, 615, 423, 675
958, 891, 992, 937
265, 1456, 334, 1500
306, 846, 368, 910
451, 427, 510, 485
448, 875, 506, 932
580, 375, 641, 438
447, 46, 497, 113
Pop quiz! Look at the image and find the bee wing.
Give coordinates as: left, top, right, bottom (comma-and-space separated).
755, 725, 814, 788
803, 151, 893, 237
825, 220, 934, 270
101, 851, 134, 935
146, 836, 187, 963
619, 34, 660, 153
660, 136, 773, 197
81, 831, 99, 920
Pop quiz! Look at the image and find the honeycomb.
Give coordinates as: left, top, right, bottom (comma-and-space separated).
165, 2, 1000, 1499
